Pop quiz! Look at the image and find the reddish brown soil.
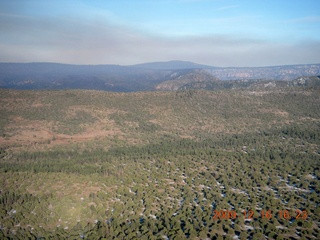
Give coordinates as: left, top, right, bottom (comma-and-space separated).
0, 117, 123, 149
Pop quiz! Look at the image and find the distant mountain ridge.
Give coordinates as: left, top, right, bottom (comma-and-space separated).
131, 60, 214, 70
0, 61, 319, 91
206, 64, 320, 81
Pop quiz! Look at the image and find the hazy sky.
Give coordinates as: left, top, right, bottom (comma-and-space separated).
1, 0, 320, 67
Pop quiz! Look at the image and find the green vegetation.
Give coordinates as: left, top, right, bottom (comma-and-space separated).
0, 87, 319, 239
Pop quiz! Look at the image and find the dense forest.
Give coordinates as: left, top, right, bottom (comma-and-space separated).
0, 86, 319, 239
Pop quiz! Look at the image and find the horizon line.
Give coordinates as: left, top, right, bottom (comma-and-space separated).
0, 60, 320, 69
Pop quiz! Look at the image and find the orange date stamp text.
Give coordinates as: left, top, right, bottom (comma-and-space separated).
212, 209, 308, 220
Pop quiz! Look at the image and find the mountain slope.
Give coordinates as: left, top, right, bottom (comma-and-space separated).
155, 69, 219, 90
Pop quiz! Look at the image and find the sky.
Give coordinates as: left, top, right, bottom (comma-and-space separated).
0, 0, 320, 67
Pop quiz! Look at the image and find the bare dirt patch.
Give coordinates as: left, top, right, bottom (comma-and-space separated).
31, 103, 52, 108
259, 108, 289, 118
0, 114, 124, 149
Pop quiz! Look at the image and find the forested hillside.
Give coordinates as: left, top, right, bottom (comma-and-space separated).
0, 86, 319, 239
